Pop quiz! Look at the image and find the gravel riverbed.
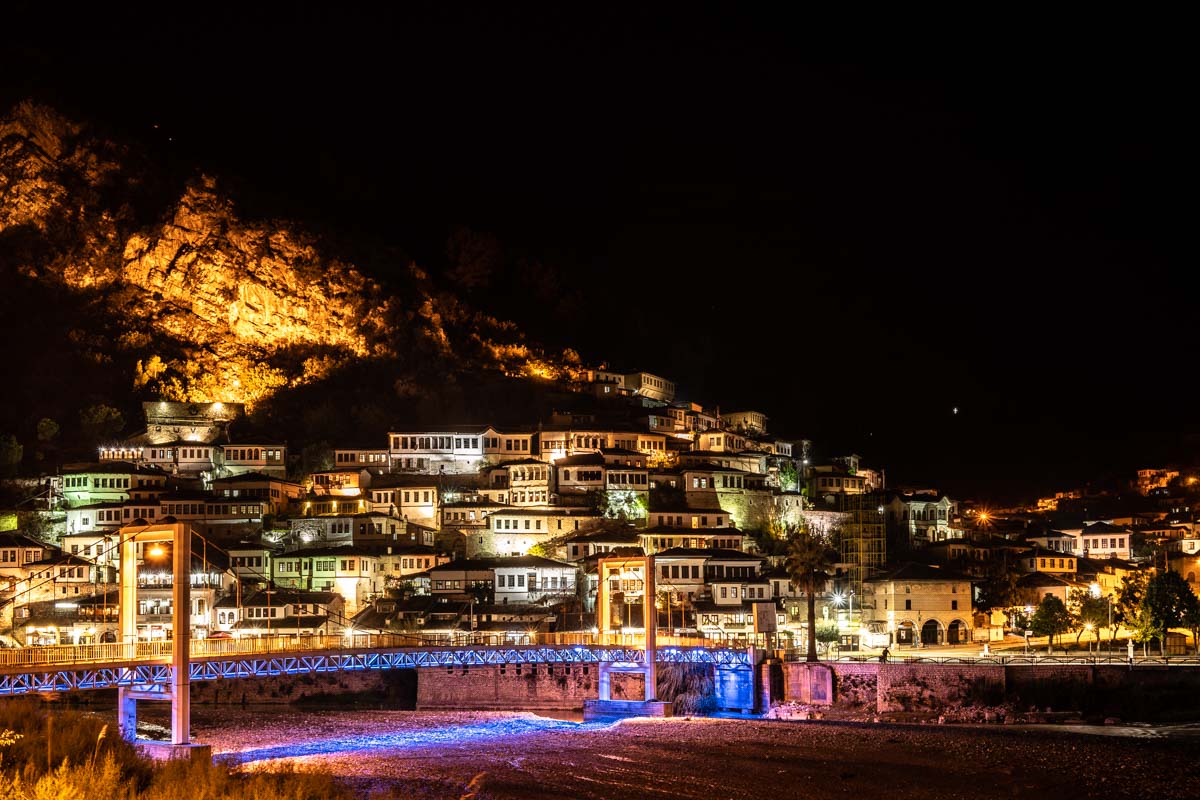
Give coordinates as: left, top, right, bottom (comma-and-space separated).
162, 706, 1200, 800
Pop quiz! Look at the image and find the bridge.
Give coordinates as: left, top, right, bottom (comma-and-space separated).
0, 632, 756, 753
0, 632, 751, 695
1, 525, 756, 754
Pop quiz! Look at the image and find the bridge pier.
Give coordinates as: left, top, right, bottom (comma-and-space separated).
585, 556, 673, 720
117, 521, 198, 751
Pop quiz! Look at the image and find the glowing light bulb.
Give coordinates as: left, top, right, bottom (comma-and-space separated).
148, 544, 165, 558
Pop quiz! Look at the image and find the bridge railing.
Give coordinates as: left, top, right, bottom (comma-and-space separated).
1, 632, 724, 670
0, 640, 173, 668
783, 650, 1200, 666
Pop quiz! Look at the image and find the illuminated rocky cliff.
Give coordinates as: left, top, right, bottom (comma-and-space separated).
0, 101, 580, 412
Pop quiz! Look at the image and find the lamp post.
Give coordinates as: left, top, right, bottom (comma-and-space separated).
1090, 582, 1113, 651
831, 590, 855, 627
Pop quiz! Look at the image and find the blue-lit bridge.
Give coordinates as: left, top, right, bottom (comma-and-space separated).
0, 632, 753, 698
2, 530, 756, 752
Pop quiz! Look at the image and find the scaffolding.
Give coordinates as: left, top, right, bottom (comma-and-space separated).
837, 491, 887, 609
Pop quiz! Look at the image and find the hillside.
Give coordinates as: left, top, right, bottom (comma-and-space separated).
0, 101, 583, 464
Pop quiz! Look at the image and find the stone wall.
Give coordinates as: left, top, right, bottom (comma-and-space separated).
829, 662, 877, 709
777, 661, 1200, 721
1010, 664, 1200, 721
188, 669, 412, 706
875, 664, 1005, 713
781, 662, 1005, 713
416, 663, 597, 710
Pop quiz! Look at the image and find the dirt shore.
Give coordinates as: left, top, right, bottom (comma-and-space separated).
181, 708, 1200, 800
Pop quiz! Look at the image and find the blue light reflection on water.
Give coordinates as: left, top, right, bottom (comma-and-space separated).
216, 716, 611, 766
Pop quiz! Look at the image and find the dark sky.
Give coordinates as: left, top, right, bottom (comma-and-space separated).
3, 8, 1194, 504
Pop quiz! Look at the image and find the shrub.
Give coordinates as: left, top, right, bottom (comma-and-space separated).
656, 663, 717, 715
0, 700, 352, 799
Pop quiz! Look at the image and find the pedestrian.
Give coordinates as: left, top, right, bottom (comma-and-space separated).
878, 646, 889, 663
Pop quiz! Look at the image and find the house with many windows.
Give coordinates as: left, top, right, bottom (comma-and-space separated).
561, 527, 643, 562
677, 450, 769, 475
217, 443, 287, 479
484, 459, 552, 506
270, 546, 379, 616
210, 472, 304, 514
367, 475, 441, 523
56, 463, 169, 509
622, 371, 676, 403
470, 507, 605, 558
333, 447, 389, 468
64, 500, 163, 536
884, 492, 961, 547
863, 562, 974, 647
493, 556, 578, 605
388, 426, 539, 473
219, 589, 345, 637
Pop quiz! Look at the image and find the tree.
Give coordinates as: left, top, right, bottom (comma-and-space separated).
1129, 603, 1163, 657
35, 418, 59, 444
816, 620, 840, 654
977, 558, 1022, 612
1030, 594, 1073, 649
1183, 602, 1200, 656
777, 462, 799, 493
0, 435, 21, 476
526, 541, 556, 559
1142, 571, 1200, 655
445, 225, 502, 291
1112, 571, 1149, 645
785, 526, 836, 662
295, 441, 334, 479
1069, 588, 1111, 649
79, 404, 124, 443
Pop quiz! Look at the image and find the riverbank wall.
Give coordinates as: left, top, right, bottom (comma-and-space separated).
769, 661, 1200, 721
415, 663, 598, 710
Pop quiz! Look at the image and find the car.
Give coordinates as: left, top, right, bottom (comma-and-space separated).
206, 631, 234, 640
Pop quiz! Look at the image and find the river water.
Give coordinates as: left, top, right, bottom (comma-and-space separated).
115, 704, 1200, 799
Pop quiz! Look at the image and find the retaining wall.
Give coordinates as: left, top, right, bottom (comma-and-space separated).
415, 663, 597, 710
875, 664, 1005, 713
829, 662, 878, 709
188, 669, 412, 706
778, 661, 1200, 719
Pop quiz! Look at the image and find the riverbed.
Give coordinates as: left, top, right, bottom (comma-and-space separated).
132, 706, 1199, 799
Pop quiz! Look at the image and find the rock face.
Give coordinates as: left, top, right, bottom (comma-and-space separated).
0, 101, 576, 409
121, 178, 386, 357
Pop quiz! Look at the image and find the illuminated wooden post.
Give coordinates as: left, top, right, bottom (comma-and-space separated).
171, 522, 191, 745
644, 554, 656, 701
117, 528, 139, 738
116, 521, 193, 747
596, 555, 656, 701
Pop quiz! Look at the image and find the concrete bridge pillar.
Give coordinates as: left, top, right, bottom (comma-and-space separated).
598, 664, 612, 701
116, 521, 198, 752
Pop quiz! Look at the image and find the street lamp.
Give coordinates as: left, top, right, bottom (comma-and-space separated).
832, 590, 855, 628
1090, 581, 1113, 650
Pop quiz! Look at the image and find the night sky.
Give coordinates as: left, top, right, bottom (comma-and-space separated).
3, 8, 1193, 504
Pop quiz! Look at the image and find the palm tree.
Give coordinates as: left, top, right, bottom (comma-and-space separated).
786, 530, 835, 662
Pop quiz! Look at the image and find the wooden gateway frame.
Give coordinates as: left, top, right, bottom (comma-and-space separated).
595, 554, 656, 701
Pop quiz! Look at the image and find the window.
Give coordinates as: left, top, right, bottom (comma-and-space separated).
905, 599, 912, 610
951, 600, 958, 610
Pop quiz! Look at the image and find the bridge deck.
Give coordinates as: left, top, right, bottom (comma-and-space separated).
0, 633, 752, 697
